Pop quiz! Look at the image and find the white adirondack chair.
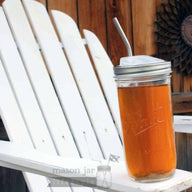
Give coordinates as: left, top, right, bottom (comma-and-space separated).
0, 0, 192, 191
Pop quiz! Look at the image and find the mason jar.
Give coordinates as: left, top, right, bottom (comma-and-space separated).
96, 165, 112, 188
114, 56, 176, 182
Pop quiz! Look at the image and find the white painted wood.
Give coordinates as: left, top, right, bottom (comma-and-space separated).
3, 0, 78, 157
0, 58, 31, 146
0, 6, 73, 192
52, 11, 123, 159
1, 160, 191, 192
0, 6, 56, 155
23, 0, 103, 161
23, 2, 101, 191
174, 115, 192, 133
0, 57, 51, 192
0, 141, 192, 192
1, 1, 191, 192
84, 30, 122, 137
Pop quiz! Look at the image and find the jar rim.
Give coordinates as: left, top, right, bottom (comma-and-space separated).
114, 68, 172, 80
114, 56, 172, 79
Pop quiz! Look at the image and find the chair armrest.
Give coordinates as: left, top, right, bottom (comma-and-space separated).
174, 115, 192, 133
0, 141, 192, 192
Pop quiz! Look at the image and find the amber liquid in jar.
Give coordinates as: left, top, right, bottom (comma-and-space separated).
118, 85, 176, 182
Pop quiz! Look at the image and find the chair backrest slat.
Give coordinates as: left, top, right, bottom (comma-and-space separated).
84, 30, 122, 137
52, 11, 123, 159
2, 1, 95, 191
0, 6, 56, 154
0, 52, 32, 148
0, 0, 125, 191
0, 38, 51, 192
0, 5, 73, 192
3, 0, 78, 157
23, 0, 103, 160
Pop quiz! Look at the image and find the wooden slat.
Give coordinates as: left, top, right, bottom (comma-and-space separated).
0, 58, 33, 152
184, 75, 191, 92
172, 70, 183, 93
0, 5, 56, 155
105, 0, 133, 66
3, 1, 99, 191
2, 1, 75, 191
187, 134, 192, 171
35, 0, 46, 6
183, 74, 192, 104
78, 0, 107, 50
1, 0, 47, 6
84, 30, 122, 136
172, 92, 192, 114
3, 0, 78, 157
48, 0, 77, 23
17, 2, 104, 192
23, 0, 103, 161
0, 55, 51, 192
176, 132, 188, 170
0, 11, 31, 145
132, 0, 157, 55
174, 116, 192, 134
0, 4, 72, 192
52, 11, 123, 159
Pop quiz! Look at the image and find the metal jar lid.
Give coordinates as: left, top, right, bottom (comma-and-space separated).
114, 55, 172, 79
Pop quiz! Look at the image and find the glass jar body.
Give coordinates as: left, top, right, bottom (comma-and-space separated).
117, 75, 176, 182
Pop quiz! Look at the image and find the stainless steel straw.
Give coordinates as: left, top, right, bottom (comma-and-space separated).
113, 17, 133, 57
